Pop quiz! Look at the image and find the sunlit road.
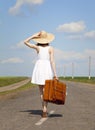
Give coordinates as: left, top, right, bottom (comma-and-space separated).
0, 81, 95, 130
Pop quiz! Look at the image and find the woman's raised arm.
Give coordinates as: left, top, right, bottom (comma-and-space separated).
24, 36, 39, 52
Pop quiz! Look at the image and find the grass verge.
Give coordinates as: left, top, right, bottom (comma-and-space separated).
0, 81, 36, 96
59, 76, 95, 84
0, 76, 29, 87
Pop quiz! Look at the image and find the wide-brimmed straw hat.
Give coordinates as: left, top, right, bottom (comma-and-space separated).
31, 30, 55, 44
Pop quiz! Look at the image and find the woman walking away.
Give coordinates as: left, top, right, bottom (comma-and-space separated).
24, 30, 58, 118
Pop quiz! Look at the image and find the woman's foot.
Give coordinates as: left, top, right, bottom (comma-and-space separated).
42, 111, 48, 118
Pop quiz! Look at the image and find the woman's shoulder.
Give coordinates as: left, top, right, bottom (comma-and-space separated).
49, 46, 54, 50
49, 46, 54, 53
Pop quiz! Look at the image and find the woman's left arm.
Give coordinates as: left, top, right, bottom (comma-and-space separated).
49, 47, 58, 78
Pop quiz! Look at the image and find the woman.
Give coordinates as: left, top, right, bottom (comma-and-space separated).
24, 30, 58, 118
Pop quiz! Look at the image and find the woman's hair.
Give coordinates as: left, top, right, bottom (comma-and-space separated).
36, 43, 49, 47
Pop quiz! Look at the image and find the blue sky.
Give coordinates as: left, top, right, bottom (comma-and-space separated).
0, 0, 95, 77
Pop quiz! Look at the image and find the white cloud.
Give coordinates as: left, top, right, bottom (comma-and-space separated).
66, 35, 82, 40
11, 41, 26, 49
56, 21, 86, 33
54, 48, 84, 61
56, 21, 95, 41
84, 30, 95, 39
64, 30, 95, 40
84, 49, 95, 58
9, 0, 44, 15
54, 48, 95, 76
0, 57, 24, 64
54, 48, 95, 62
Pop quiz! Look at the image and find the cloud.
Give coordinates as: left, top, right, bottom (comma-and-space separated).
66, 35, 83, 40
56, 21, 86, 33
9, 0, 44, 16
54, 48, 95, 76
56, 21, 95, 41
0, 57, 24, 64
54, 48, 95, 62
63, 30, 95, 41
66, 30, 95, 40
84, 49, 95, 58
54, 48, 84, 62
84, 30, 95, 39
11, 41, 26, 49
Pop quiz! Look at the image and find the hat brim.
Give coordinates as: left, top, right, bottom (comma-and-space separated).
32, 32, 55, 44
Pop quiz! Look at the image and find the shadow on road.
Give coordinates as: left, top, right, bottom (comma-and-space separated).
20, 109, 42, 116
20, 109, 63, 118
48, 113, 63, 118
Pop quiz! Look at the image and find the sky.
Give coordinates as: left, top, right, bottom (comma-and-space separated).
0, 0, 95, 77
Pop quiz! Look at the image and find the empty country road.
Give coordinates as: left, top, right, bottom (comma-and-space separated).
0, 81, 95, 130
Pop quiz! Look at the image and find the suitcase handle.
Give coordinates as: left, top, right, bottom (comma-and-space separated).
53, 76, 59, 80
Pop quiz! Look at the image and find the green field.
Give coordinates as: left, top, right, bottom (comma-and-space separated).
0, 76, 29, 87
59, 76, 95, 84
0, 81, 35, 95
0, 76, 35, 95
0, 76, 95, 87
0, 76, 94, 96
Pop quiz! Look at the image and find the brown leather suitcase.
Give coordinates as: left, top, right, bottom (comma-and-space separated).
43, 79, 66, 105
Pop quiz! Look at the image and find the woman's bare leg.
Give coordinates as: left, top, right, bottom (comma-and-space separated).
39, 85, 48, 113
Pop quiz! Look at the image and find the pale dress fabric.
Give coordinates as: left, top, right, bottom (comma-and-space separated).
31, 46, 53, 85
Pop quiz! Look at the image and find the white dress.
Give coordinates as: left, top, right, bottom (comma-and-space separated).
31, 46, 53, 85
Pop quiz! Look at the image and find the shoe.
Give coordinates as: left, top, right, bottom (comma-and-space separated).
42, 111, 48, 118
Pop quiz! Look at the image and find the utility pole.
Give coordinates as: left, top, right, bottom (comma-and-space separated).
88, 56, 91, 79
64, 65, 66, 78
72, 62, 74, 79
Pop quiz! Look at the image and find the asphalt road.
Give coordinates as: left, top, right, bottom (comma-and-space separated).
0, 81, 95, 130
